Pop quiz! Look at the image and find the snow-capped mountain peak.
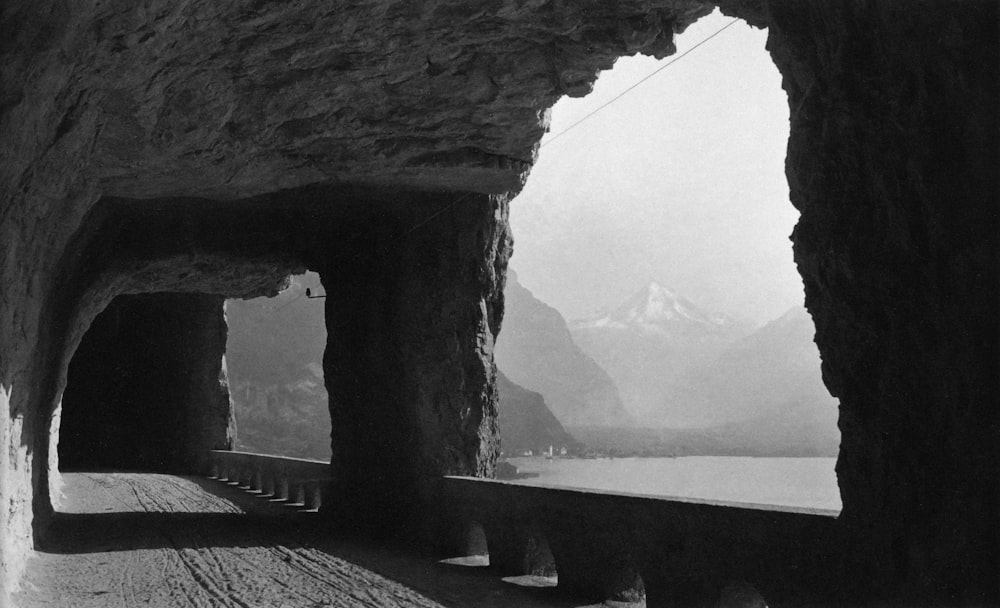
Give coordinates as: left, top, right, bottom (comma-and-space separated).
623, 282, 702, 323
577, 282, 740, 335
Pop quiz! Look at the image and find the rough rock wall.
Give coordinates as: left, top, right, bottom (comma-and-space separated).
766, 2, 998, 604
319, 191, 510, 535
59, 293, 234, 472
1, 0, 711, 201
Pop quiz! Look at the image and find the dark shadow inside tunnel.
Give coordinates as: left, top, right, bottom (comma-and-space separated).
58, 293, 233, 473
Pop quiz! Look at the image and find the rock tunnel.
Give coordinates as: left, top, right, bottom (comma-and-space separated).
48, 186, 508, 532
1, 1, 996, 606
58, 292, 233, 473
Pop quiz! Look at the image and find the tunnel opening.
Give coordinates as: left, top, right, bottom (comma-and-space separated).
225, 271, 332, 462
57, 292, 233, 474
496, 9, 841, 512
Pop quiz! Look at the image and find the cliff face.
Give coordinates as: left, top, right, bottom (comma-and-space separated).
495, 271, 631, 426
496, 372, 579, 455
768, 3, 998, 603
227, 271, 577, 462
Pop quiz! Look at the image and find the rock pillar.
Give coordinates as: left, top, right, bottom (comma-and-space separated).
767, 2, 999, 604
318, 193, 510, 535
59, 293, 235, 473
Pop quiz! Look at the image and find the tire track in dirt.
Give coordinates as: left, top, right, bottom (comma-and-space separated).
16, 473, 454, 608
118, 473, 440, 607
111, 474, 223, 608
119, 474, 257, 607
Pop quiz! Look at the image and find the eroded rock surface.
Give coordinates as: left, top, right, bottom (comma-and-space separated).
319, 191, 511, 534
769, 3, 998, 603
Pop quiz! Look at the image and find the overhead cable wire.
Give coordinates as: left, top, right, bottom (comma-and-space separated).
540, 18, 741, 149
397, 17, 741, 243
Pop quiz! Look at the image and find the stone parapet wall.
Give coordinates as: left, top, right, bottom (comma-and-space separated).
439, 476, 840, 607
205, 450, 331, 510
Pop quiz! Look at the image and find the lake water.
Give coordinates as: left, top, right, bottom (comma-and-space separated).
506, 456, 841, 512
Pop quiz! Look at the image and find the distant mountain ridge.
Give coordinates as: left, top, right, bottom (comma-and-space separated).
563, 280, 838, 455
226, 271, 838, 461
495, 270, 631, 427
672, 304, 839, 439
570, 281, 752, 426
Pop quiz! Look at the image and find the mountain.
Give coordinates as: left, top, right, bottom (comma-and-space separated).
568, 303, 839, 456
570, 282, 752, 426
671, 305, 839, 446
495, 270, 632, 427
226, 272, 332, 460
580, 281, 749, 336
496, 371, 580, 455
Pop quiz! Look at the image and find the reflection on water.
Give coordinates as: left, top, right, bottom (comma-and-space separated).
505, 456, 841, 512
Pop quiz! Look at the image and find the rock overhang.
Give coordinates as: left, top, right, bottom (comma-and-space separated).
64, 183, 513, 308
2, 0, 718, 203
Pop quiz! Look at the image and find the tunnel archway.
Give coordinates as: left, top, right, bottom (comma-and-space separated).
499, 12, 841, 511
39, 185, 508, 537
58, 293, 233, 473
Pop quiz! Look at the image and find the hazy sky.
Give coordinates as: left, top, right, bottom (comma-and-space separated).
508, 10, 803, 325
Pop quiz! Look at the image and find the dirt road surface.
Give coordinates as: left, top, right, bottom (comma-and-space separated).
13, 472, 583, 608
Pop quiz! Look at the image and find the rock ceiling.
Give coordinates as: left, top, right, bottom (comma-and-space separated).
2, 0, 718, 202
